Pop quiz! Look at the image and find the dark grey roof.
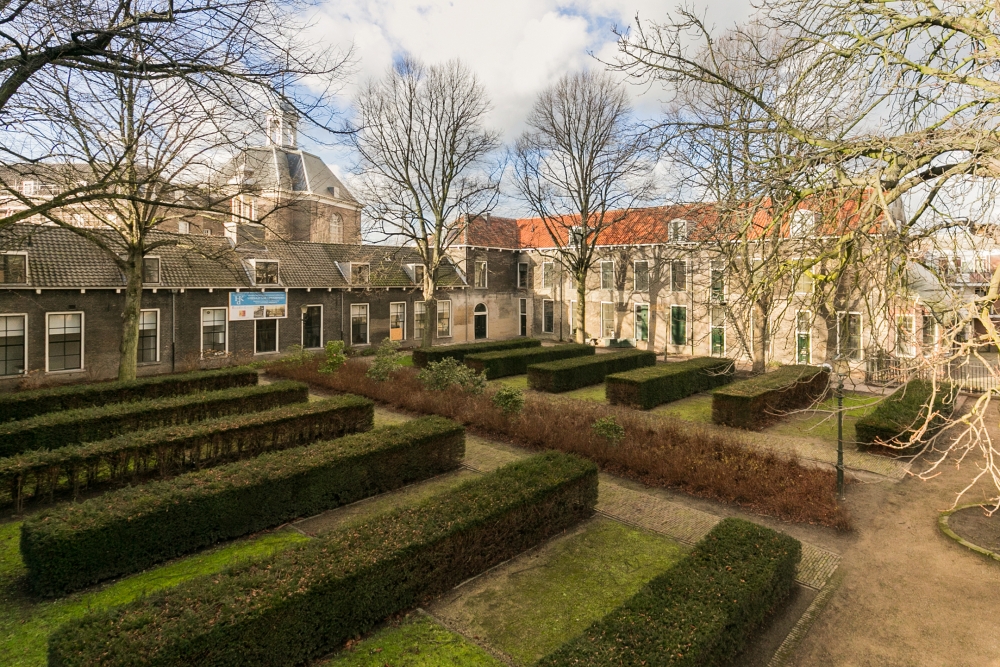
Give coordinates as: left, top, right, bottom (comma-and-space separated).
219, 147, 358, 204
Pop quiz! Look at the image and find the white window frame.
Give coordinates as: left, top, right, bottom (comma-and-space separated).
231, 194, 256, 223
0, 313, 27, 376
251, 259, 279, 286
541, 261, 555, 289
794, 259, 816, 295
329, 212, 344, 244
600, 261, 614, 290
517, 262, 529, 288
668, 218, 688, 243
896, 313, 917, 358
519, 297, 528, 336
634, 260, 650, 292
138, 308, 160, 364
710, 260, 726, 302
389, 302, 406, 342
254, 318, 279, 355
350, 263, 370, 285
1, 251, 29, 284
542, 299, 555, 333
414, 300, 426, 341
45, 311, 84, 373
795, 310, 812, 365
200, 307, 228, 358
791, 210, 816, 238
142, 256, 161, 285
922, 313, 938, 352
601, 301, 615, 339
474, 260, 488, 289
473, 302, 489, 339
836, 311, 863, 361
436, 299, 452, 338
670, 305, 688, 346
350, 303, 370, 346
301, 304, 323, 349
177, 220, 190, 235
710, 305, 726, 357
670, 259, 687, 292
411, 264, 426, 286
634, 302, 649, 342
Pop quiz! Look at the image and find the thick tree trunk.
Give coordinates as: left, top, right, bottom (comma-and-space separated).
575, 276, 587, 343
421, 280, 437, 349
118, 251, 143, 381
752, 299, 768, 374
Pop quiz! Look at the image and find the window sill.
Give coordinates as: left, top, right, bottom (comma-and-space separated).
46, 368, 85, 375
253, 351, 280, 356
137, 361, 162, 366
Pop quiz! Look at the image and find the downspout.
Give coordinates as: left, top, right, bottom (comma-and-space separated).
340, 291, 345, 341
690, 253, 695, 357
171, 289, 176, 373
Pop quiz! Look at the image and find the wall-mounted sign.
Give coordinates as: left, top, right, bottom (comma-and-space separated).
229, 291, 288, 320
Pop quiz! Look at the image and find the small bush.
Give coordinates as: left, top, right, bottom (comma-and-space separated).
0, 367, 258, 423
411, 338, 541, 367
591, 416, 624, 446
22, 416, 464, 595
528, 349, 656, 393
319, 340, 348, 374
712, 365, 829, 430
281, 345, 316, 366
492, 385, 525, 415
538, 518, 801, 667
418, 357, 487, 394
855, 379, 954, 451
366, 338, 403, 382
49, 452, 598, 666
607, 357, 735, 410
465, 344, 595, 380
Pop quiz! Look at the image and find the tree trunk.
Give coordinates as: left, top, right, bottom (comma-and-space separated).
575, 275, 587, 343
752, 299, 768, 374
421, 279, 437, 349
118, 251, 143, 381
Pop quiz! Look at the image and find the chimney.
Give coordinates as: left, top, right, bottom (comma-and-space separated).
484, 211, 490, 223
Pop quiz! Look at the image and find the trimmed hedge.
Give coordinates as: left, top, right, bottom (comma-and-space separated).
0, 381, 308, 457
465, 344, 595, 380
48, 451, 598, 666
606, 357, 735, 410
22, 416, 464, 595
855, 379, 954, 451
0, 367, 258, 423
0, 394, 374, 511
411, 338, 541, 367
712, 365, 829, 430
538, 518, 801, 667
527, 350, 657, 393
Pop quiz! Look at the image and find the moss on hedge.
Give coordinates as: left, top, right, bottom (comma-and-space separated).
527, 350, 657, 393
606, 357, 734, 410
466, 344, 594, 380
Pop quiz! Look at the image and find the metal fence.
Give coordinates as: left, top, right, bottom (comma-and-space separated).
865, 349, 1000, 393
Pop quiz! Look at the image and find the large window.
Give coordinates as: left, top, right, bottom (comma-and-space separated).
474, 260, 488, 288
541, 261, 555, 288
896, 313, 916, 357
437, 299, 452, 337
634, 261, 649, 292
601, 302, 615, 338
47, 312, 82, 371
254, 260, 279, 285
710, 261, 726, 301
414, 301, 426, 342
600, 261, 614, 290
790, 210, 816, 237
543, 300, 554, 333
351, 304, 369, 345
795, 261, 815, 295
202, 308, 227, 357
710, 306, 725, 356
329, 213, 343, 243
255, 319, 278, 354
670, 260, 686, 292
389, 302, 406, 341
922, 313, 938, 350
142, 257, 160, 284
303, 305, 322, 349
138, 310, 158, 363
670, 306, 687, 346
796, 311, 812, 364
231, 195, 256, 223
837, 312, 862, 360
518, 263, 529, 288
0, 254, 27, 284
634, 303, 649, 342
0, 315, 25, 376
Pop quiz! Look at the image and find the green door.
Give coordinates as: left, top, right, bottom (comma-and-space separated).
670, 306, 686, 346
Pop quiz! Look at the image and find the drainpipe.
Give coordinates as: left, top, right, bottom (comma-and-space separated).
340, 291, 345, 341
171, 289, 176, 373
690, 254, 695, 357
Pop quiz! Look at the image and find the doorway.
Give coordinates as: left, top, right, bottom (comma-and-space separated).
474, 303, 488, 339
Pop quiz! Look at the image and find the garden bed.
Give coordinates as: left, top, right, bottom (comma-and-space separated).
712, 365, 829, 430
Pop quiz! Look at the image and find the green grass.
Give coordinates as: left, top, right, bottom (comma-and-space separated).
0, 519, 308, 667
431, 518, 686, 666
560, 384, 608, 403
319, 613, 502, 666
766, 391, 880, 444
397, 354, 414, 368
491, 375, 528, 390
653, 393, 714, 423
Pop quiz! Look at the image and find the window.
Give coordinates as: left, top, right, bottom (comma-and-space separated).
138, 310, 158, 363
21, 180, 39, 196
351, 303, 369, 345
389, 302, 405, 341
474, 260, 488, 288
796, 311, 812, 364
896, 313, 916, 357
670, 260, 686, 292
303, 305, 322, 349
412, 264, 426, 286
474, 303, 488, 339
711, 306, 725, 356
351, 263, 370, 285
837, 312, 862, 360
414, 301, 426, 341
634, 261, 650, 292
601, 302, 615, 338
520, 298, 528, 337
541, 261, 555, 288
668, 218, 687, 242
795, 261, 815, 295
254, 260, 279, 285
922, 313, 938, 350
710, 260, 726, 302
543, 300, 554, 333
0, 314, 25, 376
231, 195, 256, 223
142, 257, 160, 284
569, 226, 585, 247
202, 308, 227, 357
518, 262, 529, 288
600, 261, 614, 290
0, 254, 27, 284
177, 220, 190, 235
437, 299, 452, 337
330, 213, 343, 243
791, 210, 816, 238
635, 303, 649, 342
255, 319, 278, 353
670, 306, 687, 346
47, 312, 82, 371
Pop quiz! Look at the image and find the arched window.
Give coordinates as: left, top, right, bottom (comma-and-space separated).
329, 212, 343, 243
474, 303, 488, 340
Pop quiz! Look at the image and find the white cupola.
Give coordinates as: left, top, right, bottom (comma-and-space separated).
265, 104, 298, 148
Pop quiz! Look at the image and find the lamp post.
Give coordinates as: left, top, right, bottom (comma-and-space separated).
832, 354, 849, 501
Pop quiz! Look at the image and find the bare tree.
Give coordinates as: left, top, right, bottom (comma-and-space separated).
351, 57, 501, 348
512, 70, 653, 343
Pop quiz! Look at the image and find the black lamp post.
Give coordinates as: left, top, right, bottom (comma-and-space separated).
832, 354, 849, 501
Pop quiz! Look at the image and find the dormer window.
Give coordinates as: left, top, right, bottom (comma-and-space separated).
668, 219, 687, 242
351, 263, 370, 284
791, 210, 817, 238
0, 254, 27, 284
568, 226, 585, 247
231, 195, 256, 224
254, 260, 279, 285
142, 257, 161, 284
411, 264, 425, 286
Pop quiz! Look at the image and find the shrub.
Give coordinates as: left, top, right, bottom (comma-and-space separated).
280, 345, 316, 366
606, 357, 735, 410
712, 365, 829, 430
366, 338, 402, 382
0, 394, 374, 512
417, 357, 487, 394
0, 367, 258, 424
22, 416, 464, 595
49, 452, 598, 666
465, 344, 595, 380
855, 379, 954, 451
319, 340, 348, 374
411, 338, 541, 367
538, 517, 801, 667
492, 385, 525, 415
527, 349, 657, 393
591, 416, 624, 446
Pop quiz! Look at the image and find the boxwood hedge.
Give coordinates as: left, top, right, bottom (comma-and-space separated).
0, 381, 309, 457
606, 357, 735, 410
22, 416, 464, 596
855, 379, 954, 451
712, 365, 829, 430
0, 394, 374, 511
411, 338, 541, 367
0, 367, 258, 423
465, 344, 594, 379
48, 451, 598, 667
527, 349, 657, 393
538, 517, 801, 667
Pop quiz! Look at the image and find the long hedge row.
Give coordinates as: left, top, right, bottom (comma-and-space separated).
0, 367, 259, 423
49, 451, 598, 666
0, 381, 309, 457
465, 344, 595, 379
712, 365, 829, 430
0, 394, 374, 511
411, 338, 541, 367
606, 357, 735, 410
855, 379, 954, 451
22, 416, 464, 596
539, 518, 801, 666
527, 349, 657, 393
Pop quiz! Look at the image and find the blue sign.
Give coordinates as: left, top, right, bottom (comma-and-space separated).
229, 291, 288, 320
